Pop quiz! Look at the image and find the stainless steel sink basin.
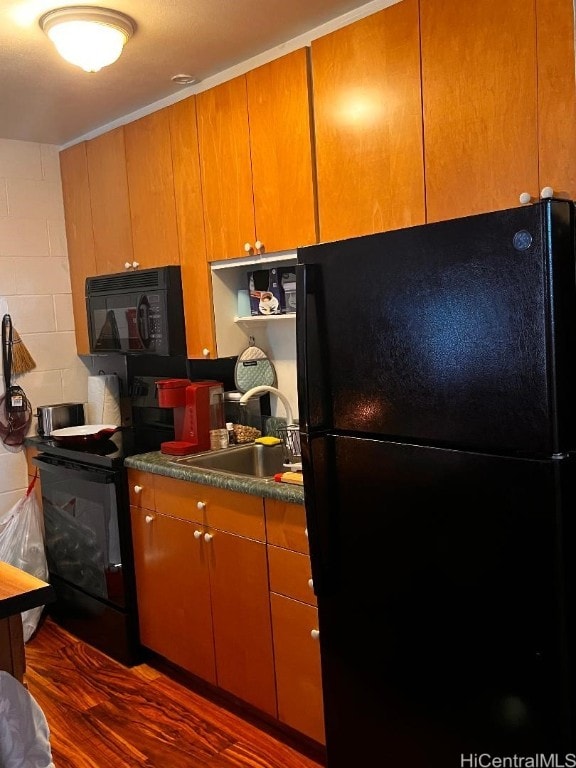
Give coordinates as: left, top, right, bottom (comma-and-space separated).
171, 443, 286, 479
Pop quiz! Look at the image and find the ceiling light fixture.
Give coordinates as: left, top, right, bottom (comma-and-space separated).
39, 6, 135, 73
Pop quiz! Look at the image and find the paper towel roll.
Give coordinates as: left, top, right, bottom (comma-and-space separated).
87, 374, 121, 425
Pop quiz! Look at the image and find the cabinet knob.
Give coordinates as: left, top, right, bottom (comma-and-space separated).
244, 242, 252, 253
541, 186, 554, 199
133, 261, 140, 269
308, 578, 314, 590
193, 529, 203, 539
202, 348, 210, 358
304, 528, 308, 538
197, 501, 206, 510
133, 485, 143, 494
124, 262, 132, 270
519, 192, 533, 205
311, 629, 320, 640
254, 240, 262, 253
145, 514, 154, 524
204, 532, 214, 543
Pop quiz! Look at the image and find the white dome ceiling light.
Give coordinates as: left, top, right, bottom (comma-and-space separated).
39, 6, 135, 73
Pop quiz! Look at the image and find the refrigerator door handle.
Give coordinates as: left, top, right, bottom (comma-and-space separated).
296, 262, 331, 431
302, 431, 337, 597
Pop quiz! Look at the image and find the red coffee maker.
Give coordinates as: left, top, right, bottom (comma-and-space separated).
156, 379, 225, 455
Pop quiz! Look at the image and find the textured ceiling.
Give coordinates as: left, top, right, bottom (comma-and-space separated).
0, 0, 390, 147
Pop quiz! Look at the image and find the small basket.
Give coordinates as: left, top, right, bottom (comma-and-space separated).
277, 424, 301, 466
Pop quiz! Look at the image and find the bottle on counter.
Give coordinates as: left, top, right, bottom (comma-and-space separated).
226, 422, 236, 445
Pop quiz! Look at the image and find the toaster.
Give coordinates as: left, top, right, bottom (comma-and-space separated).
36, 403, 85, 437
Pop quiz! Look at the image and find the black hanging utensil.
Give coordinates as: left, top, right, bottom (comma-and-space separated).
0, 315, 32, 447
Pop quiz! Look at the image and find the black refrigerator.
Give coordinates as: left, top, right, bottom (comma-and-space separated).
296, 198, 576, 767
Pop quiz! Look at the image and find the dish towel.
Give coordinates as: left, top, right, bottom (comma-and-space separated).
87, 374, 121, 425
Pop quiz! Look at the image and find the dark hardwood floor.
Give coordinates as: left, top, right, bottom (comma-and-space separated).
24, 618, 326, 768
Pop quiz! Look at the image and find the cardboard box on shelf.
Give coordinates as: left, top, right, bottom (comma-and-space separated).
278, 268, 296, 314
248, 269, 282, 316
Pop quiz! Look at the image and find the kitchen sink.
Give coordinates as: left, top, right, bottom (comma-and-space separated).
171, 442, 286, 479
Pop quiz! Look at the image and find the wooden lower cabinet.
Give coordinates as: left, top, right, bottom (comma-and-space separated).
265, 499, 325, 745
130, 507, 216, 683
128, 470, 277, 717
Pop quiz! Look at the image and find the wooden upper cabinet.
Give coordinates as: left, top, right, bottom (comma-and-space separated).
86, 127, 134, 275
536, 0, 576, 201
421, 0, 539, 222
197, 47, 317, 260
311, 0, 425, 241
59, 142, 96, 355
124, 108, 180, 266
168, 96, 217, 359
197, 74, 257, 261
246, 47, 317, 253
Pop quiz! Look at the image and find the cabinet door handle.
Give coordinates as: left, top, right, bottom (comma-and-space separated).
193, 529, 203, 539
204, 532, 214, 543
308, 578, 314, 590
202, 348, 210, 358
133, 485, 143, 494
254, 240, 262, 254
145, 514, 154, 524
311, 629, 320, 640
519, 192, 533, 205
244, 242, 252, 253
197, 501, 206, 510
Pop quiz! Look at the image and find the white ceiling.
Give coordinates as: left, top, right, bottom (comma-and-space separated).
0, 0, 391, 147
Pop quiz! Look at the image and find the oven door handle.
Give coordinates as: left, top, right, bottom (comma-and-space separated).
32, 456, 116, 484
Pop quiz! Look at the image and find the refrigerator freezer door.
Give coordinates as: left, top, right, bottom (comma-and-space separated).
305, 434, 576, 767
297, 199, 576, 456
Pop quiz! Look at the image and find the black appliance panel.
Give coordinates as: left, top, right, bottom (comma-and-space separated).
305, 433, 575, 767
297, 200, 576, 457
86, 266, 186, 356
32, 449, 140, 665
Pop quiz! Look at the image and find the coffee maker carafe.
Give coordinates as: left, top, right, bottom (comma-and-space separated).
156, 378, 225, 455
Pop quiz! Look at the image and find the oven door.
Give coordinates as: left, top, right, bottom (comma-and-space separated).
32, 454, 125, 608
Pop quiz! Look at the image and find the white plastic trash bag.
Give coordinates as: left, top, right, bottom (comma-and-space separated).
0, 473, 49, 641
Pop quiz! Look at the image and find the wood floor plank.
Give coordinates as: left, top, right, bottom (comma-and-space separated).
24, 619, 326, 768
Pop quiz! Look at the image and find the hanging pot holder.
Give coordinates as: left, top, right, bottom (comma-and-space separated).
234, 337, 277, 393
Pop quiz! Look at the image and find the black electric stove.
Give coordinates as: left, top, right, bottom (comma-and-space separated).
30, 427, 144, 666
30, 428, 137, 469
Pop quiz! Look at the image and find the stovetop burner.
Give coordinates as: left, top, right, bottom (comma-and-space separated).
31, 428, 137, 469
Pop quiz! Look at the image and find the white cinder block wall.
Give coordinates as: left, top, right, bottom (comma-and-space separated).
0, 138, 88, 515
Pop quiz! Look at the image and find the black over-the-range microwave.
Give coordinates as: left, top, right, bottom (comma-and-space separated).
86, 266, 186, 356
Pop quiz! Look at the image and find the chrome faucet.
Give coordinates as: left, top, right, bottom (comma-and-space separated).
239, 385, 295, 426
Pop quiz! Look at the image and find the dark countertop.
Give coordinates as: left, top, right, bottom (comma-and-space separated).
124, 451, 305, 505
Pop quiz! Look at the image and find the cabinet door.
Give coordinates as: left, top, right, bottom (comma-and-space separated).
168, 97, 217, 359
86, 127, 134, 275
270, 593, 324, 744
208, 529, 277, 716
59, 142, 96, 355
311, 0, 424, 241
421, 0, 539, 222
536, 0, 576, 200
197, 75, 256, 261
130, 507, 216, 683
247, 48, 318, 252
124, 109, 180, 266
